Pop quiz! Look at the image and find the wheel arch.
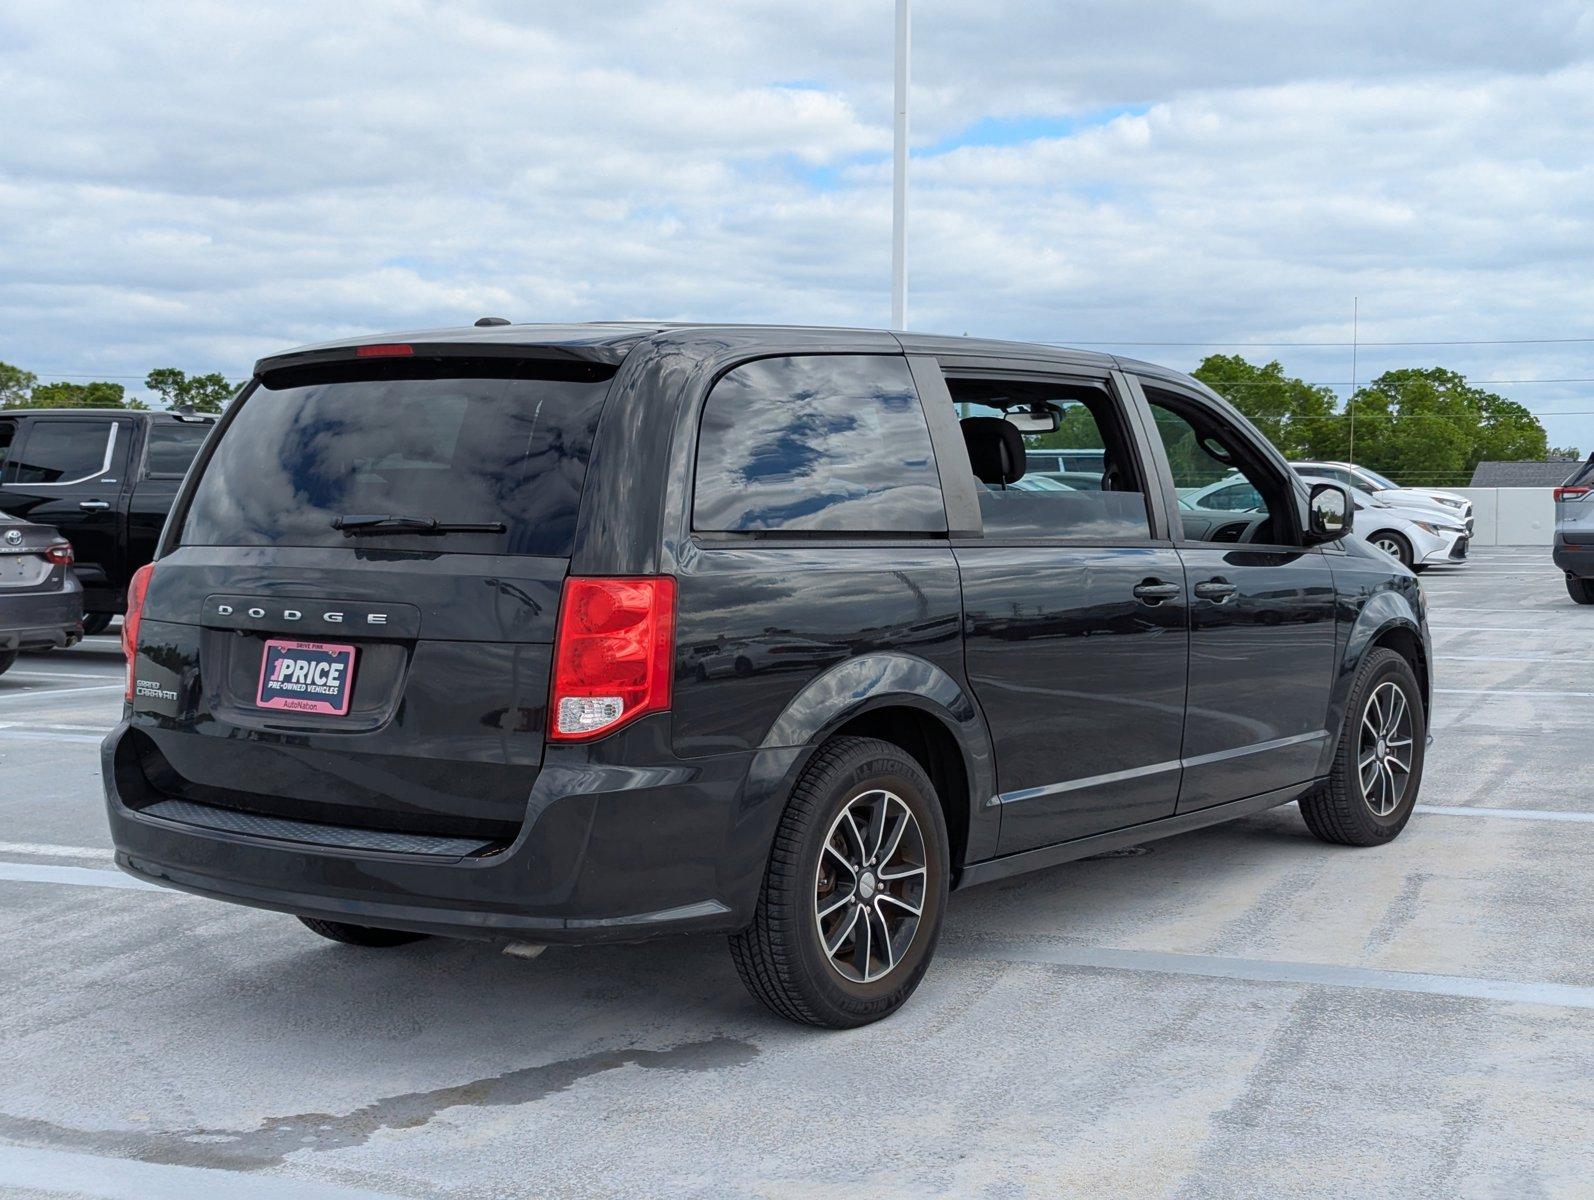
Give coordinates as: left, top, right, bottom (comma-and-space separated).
1365, 527, 1413, 564
758, 652, 999, 873
1333, 589, 1431, 734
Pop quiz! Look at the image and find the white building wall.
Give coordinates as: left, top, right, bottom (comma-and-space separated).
1448, 488, 1557, 546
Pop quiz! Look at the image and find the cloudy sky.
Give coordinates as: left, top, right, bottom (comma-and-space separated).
3, 1, 1592, 453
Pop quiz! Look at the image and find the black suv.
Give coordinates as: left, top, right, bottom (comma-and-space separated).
104, 324, 1431, 1027
0, 408, 217, 633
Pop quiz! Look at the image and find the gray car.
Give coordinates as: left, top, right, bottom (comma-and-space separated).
1554, 455, 1594, 604
0, 515, 83, 674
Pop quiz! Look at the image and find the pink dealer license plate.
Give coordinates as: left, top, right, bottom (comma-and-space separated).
256, 639, 357, 716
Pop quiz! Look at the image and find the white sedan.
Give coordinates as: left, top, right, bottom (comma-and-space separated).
1182, 475, 1469, 569
1291, 460, 1473, 532
1307, 478, 1470, 570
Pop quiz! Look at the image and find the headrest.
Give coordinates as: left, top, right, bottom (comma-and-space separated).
960, 417, 1026, 485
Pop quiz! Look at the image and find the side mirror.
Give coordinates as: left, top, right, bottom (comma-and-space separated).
1306, 483, 1352, 543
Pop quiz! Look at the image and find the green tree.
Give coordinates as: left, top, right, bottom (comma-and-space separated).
144, 368, 236, 413
14, 380, 144, 409
0, 360, 37, 407
1191, 355, 1340, 458
1348, 368, 1549, 484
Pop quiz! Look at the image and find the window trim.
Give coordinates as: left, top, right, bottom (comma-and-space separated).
4, 418, 124, 488
926, 358, 1174, 547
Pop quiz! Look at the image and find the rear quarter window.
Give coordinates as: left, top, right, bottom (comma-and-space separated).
692, 355, 946, 534
144, 423, 213, 478
179, 358, 613, 556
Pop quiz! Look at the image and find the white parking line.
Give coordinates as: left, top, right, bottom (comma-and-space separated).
0, 863, 157, 891
1416, 805, 1594, 823
1436, 687, 1594, 699
1436, 654, 1594, 664
957, 941, 1594, 1010
0, 1144, 409, 1200
0, 728, 105, 744
0, 841, 113, 859
7, 670, 123, 682
1429, 608, 1594, 615
0, 683, 124, 699
1431, 626, 1594, 634
0, 720, 110, 732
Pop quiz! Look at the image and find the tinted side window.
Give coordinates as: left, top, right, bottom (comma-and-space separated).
0, 420, 14, 473
693, 355, 946, 534
144, 423, 212, 478
945, 378, 1151, 541
6, 420, 115, 485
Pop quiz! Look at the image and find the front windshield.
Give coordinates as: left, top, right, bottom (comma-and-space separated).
1355, 466, 1400, 491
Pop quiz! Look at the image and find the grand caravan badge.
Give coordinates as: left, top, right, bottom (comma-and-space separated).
257, 639, 357, 716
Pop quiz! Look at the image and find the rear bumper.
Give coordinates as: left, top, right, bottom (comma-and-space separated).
103, 717, 803, 944
1553, 539, 1594, 578
0, 585, 84, 652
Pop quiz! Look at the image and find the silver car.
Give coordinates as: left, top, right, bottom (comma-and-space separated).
0, 516, 84, 675
1291, 461, 1473, 534
1553, 456, 1594, 604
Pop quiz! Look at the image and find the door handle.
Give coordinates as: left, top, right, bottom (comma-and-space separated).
1194, 578, 1239, 601
1133, 579, 1182, 604
77, 500, 111, 512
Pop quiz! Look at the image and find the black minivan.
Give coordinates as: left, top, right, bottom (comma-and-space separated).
105, 323, 1431, 1027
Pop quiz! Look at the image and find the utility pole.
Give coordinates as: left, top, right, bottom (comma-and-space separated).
1348, 296, 1359, 463
891, 0, 910, 329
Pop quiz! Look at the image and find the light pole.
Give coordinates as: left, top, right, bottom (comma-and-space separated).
891, 0, 910, 330
1348, 296, 1359, 463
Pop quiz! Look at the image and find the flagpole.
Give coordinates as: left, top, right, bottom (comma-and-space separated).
891, 0, 910, 329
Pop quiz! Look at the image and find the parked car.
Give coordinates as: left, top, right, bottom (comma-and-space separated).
1342, 485, 1470, 570
1554, 454, 1594, 604
105, 323, 1431, 1028
0, 408, 218, 635
1200, 473, 1468, 570
1290, 461, 1473, 532
1024, 448, 1105, 476
0, 515, 83, 674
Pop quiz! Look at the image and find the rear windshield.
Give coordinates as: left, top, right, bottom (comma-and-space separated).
180, 358, 613, 556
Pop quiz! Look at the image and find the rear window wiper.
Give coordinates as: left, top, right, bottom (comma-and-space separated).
332, 514, 507, 537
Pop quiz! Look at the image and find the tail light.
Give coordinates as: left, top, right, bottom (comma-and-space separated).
549, 575, 675, 741
45, 542, 73, 566
122, 563, 155, 701
1554, 486, 1590, 502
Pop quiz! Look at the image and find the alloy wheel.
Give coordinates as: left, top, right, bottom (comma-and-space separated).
1358, 680, 1414, 817
813, 789, 927, 984
1372, 535, 1405, 559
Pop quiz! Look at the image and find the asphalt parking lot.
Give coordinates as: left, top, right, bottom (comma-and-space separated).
1, 547, 1590, 1200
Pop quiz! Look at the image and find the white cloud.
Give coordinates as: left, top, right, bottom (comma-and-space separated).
1, 0, 1591, 451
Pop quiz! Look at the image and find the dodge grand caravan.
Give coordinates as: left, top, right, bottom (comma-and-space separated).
105, 323, 1432, 1028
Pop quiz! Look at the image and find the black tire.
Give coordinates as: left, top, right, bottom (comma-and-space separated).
0, 650, 16, 677
297, 916, 429, 947
1568, 574, 1594, 605
1299, 648, 1426, 846
80, 612, 113, 637
729, 736, 949, 1028
1367, 530, 1414, 569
